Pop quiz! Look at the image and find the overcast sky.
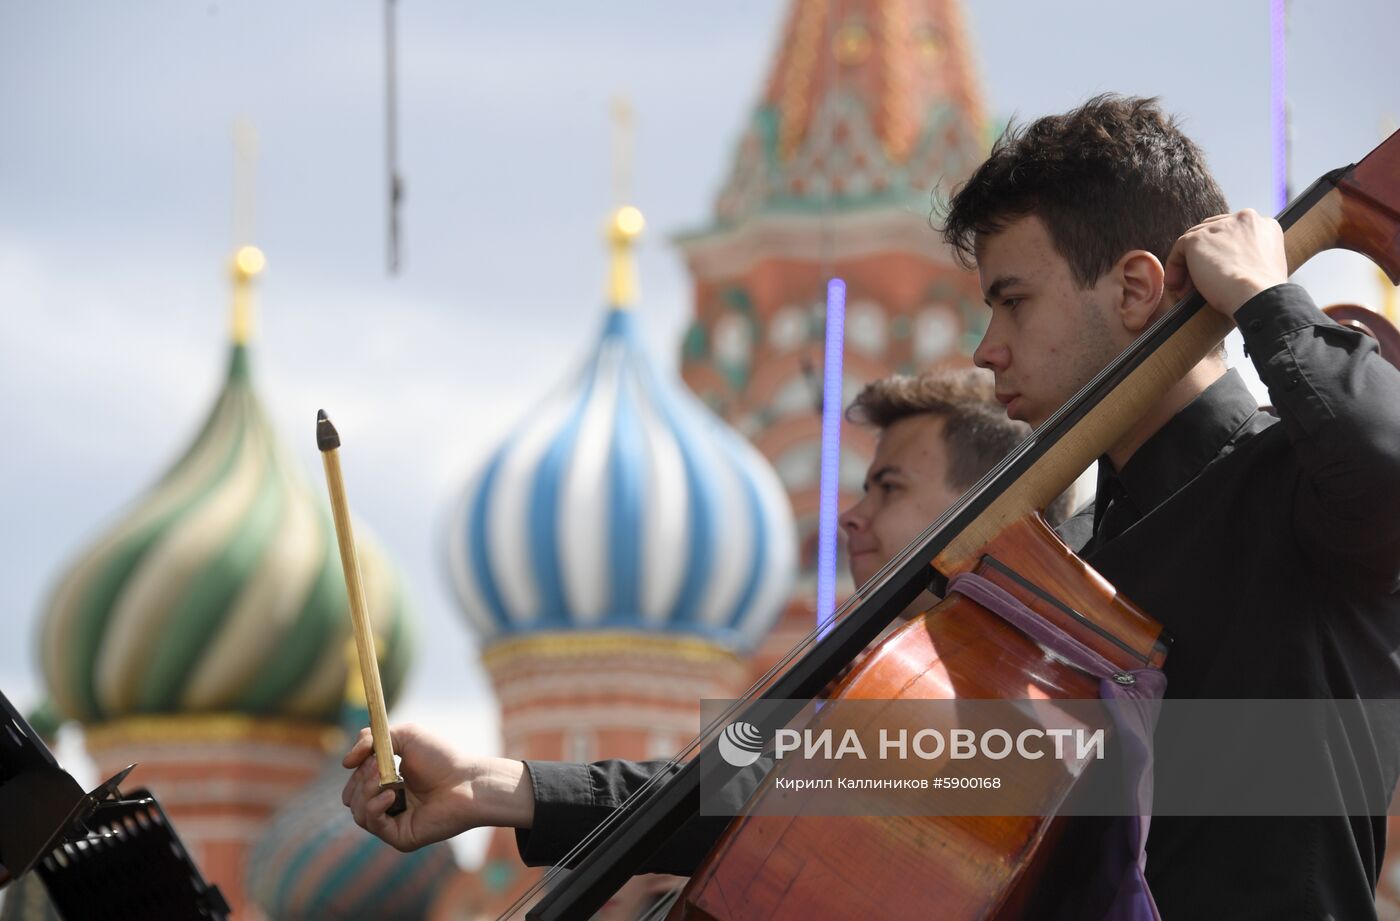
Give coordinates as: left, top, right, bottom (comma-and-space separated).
2, 2, 1397, 838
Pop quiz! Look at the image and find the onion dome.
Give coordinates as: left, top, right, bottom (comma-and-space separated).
245, 648, 457, 921
447, 207, 798, 651
244, 763, 456, 921
37, 246, 412, 725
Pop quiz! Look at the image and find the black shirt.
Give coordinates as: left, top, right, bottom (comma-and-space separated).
517, 284, 1400, 919
1072, 285, 1400, 920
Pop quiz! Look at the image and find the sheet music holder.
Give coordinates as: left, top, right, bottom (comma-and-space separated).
0, 690, 229, 920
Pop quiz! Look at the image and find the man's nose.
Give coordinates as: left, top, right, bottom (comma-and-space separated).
839, 502, 866, 536
973, 328, 1009, 372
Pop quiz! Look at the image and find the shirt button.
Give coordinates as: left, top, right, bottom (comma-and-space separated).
1284, 374, 1301, 391
1249, 318, 1265, 333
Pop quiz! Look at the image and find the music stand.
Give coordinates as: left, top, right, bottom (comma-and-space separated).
0, 690, 229, 920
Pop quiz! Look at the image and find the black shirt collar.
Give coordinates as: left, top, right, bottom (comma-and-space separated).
1096, 369, 1262, 522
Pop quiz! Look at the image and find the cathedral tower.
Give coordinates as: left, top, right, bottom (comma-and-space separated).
676, 0, 990, 667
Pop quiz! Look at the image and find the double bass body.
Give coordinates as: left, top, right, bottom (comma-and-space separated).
672, 514, 1167, 920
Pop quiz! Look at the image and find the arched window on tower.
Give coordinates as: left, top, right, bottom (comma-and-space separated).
769, 304, 810, 352
914, 304, 960, 365
775, 441, 822, 492
771, 374, 818, 419
846, 300, 888, 357
565, 727, 593, 763
710, 288, 759, 389
648, 731, 679, 759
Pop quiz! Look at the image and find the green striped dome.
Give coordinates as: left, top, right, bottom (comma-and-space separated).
38, 345, 412, 724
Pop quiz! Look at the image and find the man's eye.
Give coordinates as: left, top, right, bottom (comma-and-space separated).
1002, 297, 1022, 310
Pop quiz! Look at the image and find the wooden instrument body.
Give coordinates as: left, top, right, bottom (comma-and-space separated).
671, 515, 1165, 921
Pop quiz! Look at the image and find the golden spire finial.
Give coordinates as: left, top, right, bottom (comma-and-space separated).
606, 97, 643, 309
605, 205, 645, 308
230, 119, 265, 345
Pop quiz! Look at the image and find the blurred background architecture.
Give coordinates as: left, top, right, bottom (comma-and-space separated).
2, 0, 1398, 918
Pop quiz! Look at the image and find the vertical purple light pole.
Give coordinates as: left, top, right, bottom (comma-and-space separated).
816, 277, 847, 635
1271, 0, 1289, 212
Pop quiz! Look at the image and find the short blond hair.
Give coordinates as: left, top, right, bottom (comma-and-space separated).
846, 368, 1072, 524
846, 368, 1022, 493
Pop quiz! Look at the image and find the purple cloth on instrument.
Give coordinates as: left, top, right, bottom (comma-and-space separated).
946, 572, 1166, 921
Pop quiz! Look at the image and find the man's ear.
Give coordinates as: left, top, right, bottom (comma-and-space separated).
1115, 250, 1166, 335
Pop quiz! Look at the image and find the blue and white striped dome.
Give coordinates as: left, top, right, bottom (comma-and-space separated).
446, 229, 796, 650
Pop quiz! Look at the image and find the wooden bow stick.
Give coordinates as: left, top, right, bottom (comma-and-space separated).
317, 409, 406, 816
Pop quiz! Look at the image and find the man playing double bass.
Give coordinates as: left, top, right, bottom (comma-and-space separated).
946, 94, 1400, 919
345, 96, 1400, 919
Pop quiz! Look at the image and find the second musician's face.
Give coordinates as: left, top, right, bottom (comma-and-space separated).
971, 215, 1126, 428
839, 414, 964, 590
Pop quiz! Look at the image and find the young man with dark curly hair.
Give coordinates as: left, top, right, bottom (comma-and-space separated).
345, 96, 1400, 919
940, 93, 1400, 919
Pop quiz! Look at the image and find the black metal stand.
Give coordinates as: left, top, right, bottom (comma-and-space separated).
0, 690, 229, 920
